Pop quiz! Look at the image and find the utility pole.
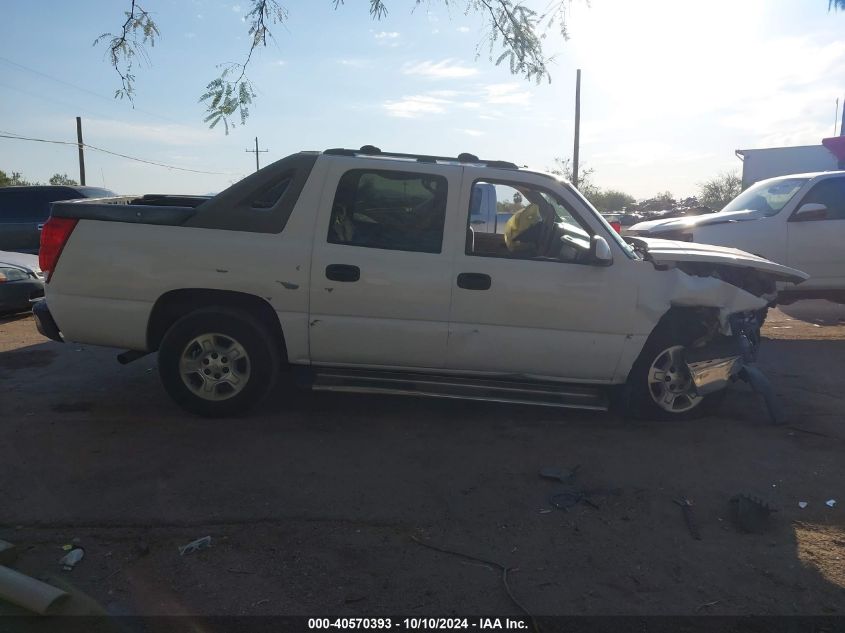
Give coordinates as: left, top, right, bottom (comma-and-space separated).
841, 97, 845, 136
835, 98, 840, 137
245, 136, 268, 172
572, 69, 581, 188
76, 116, 86, 185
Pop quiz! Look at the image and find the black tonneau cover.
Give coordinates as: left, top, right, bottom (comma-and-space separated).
50, 195, 206, 226
48, 151, 320, 234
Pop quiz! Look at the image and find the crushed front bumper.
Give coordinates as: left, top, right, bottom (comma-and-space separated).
32, 300, 63, 343
684, 337, 746, 396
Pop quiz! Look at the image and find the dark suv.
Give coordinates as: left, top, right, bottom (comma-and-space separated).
0, 185, 116, 253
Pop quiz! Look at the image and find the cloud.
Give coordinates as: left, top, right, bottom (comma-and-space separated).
457, 26, 470, 33
457, 128, 484, 137
383, 95, 451, 118
373, 31, 400, 40
231, 4, 241, 12
82, 118, 218, 146
338, 58, 372, 69
482, 83, 531, 106
403, 59, 479, 79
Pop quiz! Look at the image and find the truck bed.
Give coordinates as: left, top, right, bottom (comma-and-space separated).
50, 194, 210, 226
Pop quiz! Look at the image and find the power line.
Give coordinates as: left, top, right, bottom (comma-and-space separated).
0, 55, 184, 124
0, 132, 233, 175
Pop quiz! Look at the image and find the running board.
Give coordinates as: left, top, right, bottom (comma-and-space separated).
309, 368, 609, 411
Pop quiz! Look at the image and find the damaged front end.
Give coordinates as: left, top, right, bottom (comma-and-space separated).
628, 237, 809, 422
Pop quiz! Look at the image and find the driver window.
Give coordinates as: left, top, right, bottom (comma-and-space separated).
800, 178, 845, 220
328, 169, 447, 254
466, 180, 591, 263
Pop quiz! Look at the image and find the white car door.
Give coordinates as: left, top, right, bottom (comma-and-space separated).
446, 169, 636, 382
787, 175, 845, 290
308, 157, 460, 370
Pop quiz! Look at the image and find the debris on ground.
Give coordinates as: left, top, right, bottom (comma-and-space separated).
539, 465, 580, 484
0, 566, 68, 615
739, 365, 785, 425
547, 488, 621, 511
59, 549, 84, 571
799, 501, 809, 509
673, 497, 702, 540
179, 536, 212, 556
826, 499, 837, 508
729, 494, 776, 534
410, 535, 537, 632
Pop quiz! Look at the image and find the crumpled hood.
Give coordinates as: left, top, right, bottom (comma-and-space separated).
628, 237, 808, 284
629, 208, 766, 234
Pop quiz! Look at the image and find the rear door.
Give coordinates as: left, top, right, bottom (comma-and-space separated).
787, 176, 845, 289
308, 158, 460, 370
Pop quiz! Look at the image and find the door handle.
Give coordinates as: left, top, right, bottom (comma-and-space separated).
325, 264, 360, 282
457, 272, 491, 290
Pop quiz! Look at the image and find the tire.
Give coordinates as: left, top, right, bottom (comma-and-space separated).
623, 321, 725, 421
158, 307, 280, 417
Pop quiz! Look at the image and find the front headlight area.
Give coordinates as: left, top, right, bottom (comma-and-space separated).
0, 267, 31, 283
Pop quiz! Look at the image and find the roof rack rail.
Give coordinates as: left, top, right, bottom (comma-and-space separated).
323, 146, 518, 169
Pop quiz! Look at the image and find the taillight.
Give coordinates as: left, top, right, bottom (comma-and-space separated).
39, 217, 78, 281
610, 221, 622, 234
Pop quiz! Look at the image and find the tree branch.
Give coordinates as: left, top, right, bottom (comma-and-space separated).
94, 0, 159, 101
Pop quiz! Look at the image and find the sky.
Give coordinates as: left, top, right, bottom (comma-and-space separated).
1, 0, 844, 199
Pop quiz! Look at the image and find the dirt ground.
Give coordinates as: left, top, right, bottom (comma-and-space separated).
1, 301, 844, 617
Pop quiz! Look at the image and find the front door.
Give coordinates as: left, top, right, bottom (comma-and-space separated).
446, 170, 633, 382
308, 158, 460, 370
787, 176, 845, 289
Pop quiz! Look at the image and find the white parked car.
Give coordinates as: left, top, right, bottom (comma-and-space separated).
628, 171, 845, 305
34, 147, 807, 419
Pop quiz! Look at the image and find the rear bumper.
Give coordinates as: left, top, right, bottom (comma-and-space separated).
32, 300, 63, 342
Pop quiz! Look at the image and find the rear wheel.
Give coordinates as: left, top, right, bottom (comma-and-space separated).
158, 308, 279, 417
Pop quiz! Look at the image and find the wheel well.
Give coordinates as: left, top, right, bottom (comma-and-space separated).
147, 289, 287, 359
623, 306, 719, 383
651, 306, 721, 344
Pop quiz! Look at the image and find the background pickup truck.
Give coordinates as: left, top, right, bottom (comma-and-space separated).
35, 147, 807, 420
628, 171, 845, 305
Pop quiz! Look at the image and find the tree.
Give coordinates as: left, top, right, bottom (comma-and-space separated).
101, 0, 571, 132
550, 157, 599, 199
49, 173, 79, 186
590, 189, 635, 213
0, 170, 35, 187
698, 171, 742, 211
548, 158, 636, 213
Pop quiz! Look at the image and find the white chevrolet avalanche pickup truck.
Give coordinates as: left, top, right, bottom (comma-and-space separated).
33, 147, 807, 420
628, 171, 845, 305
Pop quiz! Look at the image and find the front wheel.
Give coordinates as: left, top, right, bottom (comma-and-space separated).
158, 308, 279, 417
624, 326, 725, 420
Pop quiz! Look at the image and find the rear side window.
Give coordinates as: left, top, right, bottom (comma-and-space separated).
250, 174, 293, 209
0, 190, 80, 220
800, 178, 845, 220
327, 169, 447, 254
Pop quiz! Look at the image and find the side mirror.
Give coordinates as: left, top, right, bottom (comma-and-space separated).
591, 235, 613, 266
793, 202, 828, 221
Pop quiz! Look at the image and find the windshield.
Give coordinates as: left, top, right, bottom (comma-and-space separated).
721, 177, 808, 217
563, 183, 638, 258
